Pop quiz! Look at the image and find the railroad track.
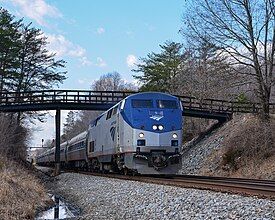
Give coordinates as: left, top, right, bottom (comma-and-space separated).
71, 171, 275, 199
35, 166, 275, 199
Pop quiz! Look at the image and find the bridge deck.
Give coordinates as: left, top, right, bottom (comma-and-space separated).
0, 90, 274, 121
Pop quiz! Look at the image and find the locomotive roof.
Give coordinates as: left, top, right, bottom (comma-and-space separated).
126, 92, 178, 99
89, 92, 179, 126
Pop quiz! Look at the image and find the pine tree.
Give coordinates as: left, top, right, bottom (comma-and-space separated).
0, 8, 67, 123
14, 24, 66, 92
0, 8, 66, 94
133, 41, 186, 93
0, 8, 22, 92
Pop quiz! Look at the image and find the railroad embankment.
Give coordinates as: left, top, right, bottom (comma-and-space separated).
0, 157, 52, 219
181, 114, 275, 179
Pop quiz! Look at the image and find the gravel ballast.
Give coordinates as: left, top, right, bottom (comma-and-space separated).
180, 134, 224, 175
49, 173, 275, 219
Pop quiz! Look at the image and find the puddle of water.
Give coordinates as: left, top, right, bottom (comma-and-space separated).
35, 195, 79, 220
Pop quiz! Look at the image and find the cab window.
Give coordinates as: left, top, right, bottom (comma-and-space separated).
132, 99, 153, 108
157, 100, 178, 109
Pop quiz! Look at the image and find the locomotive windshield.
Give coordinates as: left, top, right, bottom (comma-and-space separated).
132, 99, 153, 108
157, 100, 178, 109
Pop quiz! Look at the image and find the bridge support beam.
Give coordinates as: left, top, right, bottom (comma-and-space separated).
54, 109, 61, 175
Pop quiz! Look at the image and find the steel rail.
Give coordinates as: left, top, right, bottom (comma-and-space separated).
34, 165, 275, 199
68, 171, 275, 199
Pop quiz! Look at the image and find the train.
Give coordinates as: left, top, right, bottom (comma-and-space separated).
36, 92, 183, 174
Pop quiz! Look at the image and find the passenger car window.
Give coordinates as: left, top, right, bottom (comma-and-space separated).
157, 100, 178, 109
132, 99, 153, 108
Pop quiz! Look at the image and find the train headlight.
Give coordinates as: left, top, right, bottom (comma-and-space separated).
139, 132, 144, 138
172, 133, 178, 139
158, 125, 164, 130
152, 125, 158, 130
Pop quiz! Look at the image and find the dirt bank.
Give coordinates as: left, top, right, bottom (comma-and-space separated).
181, 114, 275, 180
0, 157, 52, 220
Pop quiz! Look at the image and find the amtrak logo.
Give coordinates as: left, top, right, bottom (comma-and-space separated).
150, 115, 163, 121
149, 110, 164, 121
110, 126, 116, 141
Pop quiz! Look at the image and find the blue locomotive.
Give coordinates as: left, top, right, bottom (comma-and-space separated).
36, 92, 183, 174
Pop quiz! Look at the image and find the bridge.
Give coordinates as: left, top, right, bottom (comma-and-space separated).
1, 89, 273, 118
1, 90, 274, 174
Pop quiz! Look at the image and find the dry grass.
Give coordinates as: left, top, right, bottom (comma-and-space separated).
199, 114, 275, 180
0, 157, 52, 220
0, 114, 52, 219
221, 115, 275, 172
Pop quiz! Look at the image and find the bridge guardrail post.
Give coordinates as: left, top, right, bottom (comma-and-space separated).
210, 99, 213, 112
41, 91, 44, 103
53, 91, 56, 102
112, 91, 114, 102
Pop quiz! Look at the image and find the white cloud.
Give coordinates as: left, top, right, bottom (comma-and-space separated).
126, 54, 137, 67
96, 27, 105, 35
44, 34, 106, 67
10, 0, 62, 26
45, 34, 85, 58
79, 57, 107, 67
78, 79, 85, 84
95, 57, 106, 67
79, 56, 93, 66
45, 34, 95, 67
68, 46, 86, 57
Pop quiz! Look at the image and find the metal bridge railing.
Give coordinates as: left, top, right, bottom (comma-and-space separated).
178, 96, 271, 114
0, 90, 274, 114
0, 90, 136, 105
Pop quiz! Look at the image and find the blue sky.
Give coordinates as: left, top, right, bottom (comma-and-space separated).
1, 0, 185, 89
0, 0, 185, 146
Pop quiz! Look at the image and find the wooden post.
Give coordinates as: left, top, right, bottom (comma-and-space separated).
54, 109, 61, 175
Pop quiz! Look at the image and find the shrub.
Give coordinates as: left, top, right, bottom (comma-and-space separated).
222, 146, 244, 171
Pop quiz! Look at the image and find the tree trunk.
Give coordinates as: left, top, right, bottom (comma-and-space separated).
260, 84, 271, 120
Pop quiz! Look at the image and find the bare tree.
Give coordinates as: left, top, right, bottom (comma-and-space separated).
0, 113, 29, 159
182, 0, 275, 119
178, 41, 238, 100
60, 73, 137, 140
92, 72, 137, 91
61, 110, 102, 141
